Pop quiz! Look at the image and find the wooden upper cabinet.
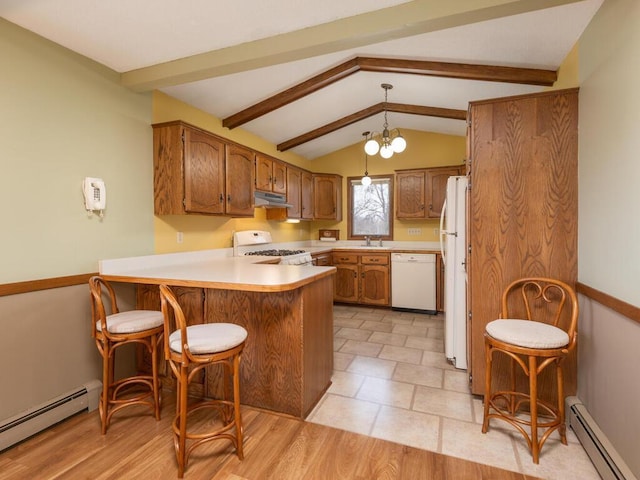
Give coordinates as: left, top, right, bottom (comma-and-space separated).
153, 121, 225, 215
395, 170, 426, 219
272, 160, 286, 194
395, 166, 464, 219
255, 154, 286, 194
225, 144, 255, 216
426, 166, 464, 218
301, 170, 314, 220
286, 167, 302, 218
313, 174, 342, 220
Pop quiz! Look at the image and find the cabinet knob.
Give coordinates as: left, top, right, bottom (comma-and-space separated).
353, 271, 357, 278
219, 194, 224, 203
420, 204, 425, 210
227, 194, 231, 203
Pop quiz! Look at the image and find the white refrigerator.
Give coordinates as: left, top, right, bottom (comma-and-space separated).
439, 176, 468, 370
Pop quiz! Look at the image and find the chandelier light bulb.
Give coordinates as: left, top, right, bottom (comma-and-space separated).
364, 138, 380, 155
391, 134, 406, 153
380, 144, 394, 159
361, 175, 372, 187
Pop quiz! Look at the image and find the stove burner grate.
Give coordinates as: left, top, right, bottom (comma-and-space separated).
245, 249, 306, 257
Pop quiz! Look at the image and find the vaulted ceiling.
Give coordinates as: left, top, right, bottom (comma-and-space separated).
1, 0, 603, 159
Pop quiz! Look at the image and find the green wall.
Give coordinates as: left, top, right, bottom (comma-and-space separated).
0, 18, 154, 283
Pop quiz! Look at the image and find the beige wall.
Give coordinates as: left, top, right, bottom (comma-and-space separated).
0, 19, 155, 283
577, 0, 640, 476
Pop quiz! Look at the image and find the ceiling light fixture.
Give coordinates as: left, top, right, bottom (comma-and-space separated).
364, 83, 407, 159
361, 131, 372, 187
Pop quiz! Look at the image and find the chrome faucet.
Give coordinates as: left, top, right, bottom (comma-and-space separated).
365, 236, 371, 246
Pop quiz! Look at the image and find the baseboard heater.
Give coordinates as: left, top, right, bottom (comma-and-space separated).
0, 379, 102, 452
566, 396, 637, 480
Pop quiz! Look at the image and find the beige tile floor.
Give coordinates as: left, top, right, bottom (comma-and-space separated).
307, 305, 601, 480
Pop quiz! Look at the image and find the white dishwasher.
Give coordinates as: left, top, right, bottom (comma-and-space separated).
391, 253, 436, 314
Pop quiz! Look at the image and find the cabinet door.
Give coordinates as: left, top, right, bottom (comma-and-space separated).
225, 144, 255, 216
255, 154, 273, 191
301, 171, 314, 220
286, 167, 302, 218
184, 128, 226, 214
396, 170, 426, 218
334, 264, 359, 303
426, 166, 462, 218
360, 265, 390, 306
313, 174, 342, 220
272, 160, 287, 194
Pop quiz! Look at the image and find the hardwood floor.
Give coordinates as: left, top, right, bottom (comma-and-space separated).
0, 398, 541, 479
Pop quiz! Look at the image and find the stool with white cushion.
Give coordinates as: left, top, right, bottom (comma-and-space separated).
89, 276, 164, 434
481, 277, 578, 463
159, 284, 247, 478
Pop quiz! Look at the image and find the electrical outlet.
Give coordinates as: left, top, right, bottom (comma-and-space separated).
176, 232, 184, 244
407, 228, 422, 236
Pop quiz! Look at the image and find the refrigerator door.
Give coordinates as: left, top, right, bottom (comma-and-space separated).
443, 176, 468, 370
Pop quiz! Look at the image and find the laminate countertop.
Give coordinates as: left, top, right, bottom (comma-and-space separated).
99, 250, 335, 292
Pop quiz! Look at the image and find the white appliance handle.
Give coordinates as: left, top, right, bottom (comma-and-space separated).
439, 198, 447, 266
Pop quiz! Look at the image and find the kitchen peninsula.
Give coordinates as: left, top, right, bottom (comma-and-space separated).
100, 250, 336, 418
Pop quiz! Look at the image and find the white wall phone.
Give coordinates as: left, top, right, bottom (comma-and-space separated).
83, 177, 106, 216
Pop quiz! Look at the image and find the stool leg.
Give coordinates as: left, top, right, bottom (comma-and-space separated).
99, 341, 110, 435
233, 353, 244, 460
176, 364, 188, 478
482, 343, 492, 433
151, 333, 161, 421
529, 355, 540, 464
556, 361, 567, 445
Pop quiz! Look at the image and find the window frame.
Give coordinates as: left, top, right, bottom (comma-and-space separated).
347, 174, 394, 241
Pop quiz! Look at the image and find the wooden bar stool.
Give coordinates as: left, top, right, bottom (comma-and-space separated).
159, 284, 247, 478
89, 276, 164, 434
482, 277, 578, 463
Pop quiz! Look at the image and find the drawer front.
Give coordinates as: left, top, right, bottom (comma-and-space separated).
332, 253, 359, 264
361, 254, 389, 265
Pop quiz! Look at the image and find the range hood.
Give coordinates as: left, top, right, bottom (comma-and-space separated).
254, 191, 293, 208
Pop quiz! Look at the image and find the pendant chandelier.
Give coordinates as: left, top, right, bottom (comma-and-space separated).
364, 83, 407, 159
361, 131, 372, 187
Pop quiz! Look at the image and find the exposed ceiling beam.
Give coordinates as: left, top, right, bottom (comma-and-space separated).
277, 102, 467, 152
223, 56, 556, 130
120, 0, 584, 92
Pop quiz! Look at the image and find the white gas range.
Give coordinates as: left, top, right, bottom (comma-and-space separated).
232, 230, 313, 266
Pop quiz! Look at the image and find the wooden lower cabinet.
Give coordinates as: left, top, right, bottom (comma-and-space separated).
311, 251, 332, 266
332, 251, 390, 306
136, 275, 334, 418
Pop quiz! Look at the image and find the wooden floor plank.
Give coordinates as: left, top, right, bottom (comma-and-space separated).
0, 397, 541, 480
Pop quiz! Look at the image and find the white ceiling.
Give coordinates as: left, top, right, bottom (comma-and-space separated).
1, 0, 603, 159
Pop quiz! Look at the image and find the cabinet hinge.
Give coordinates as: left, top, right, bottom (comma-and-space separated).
181, 130, 185, 144
183, 198, 186, 207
